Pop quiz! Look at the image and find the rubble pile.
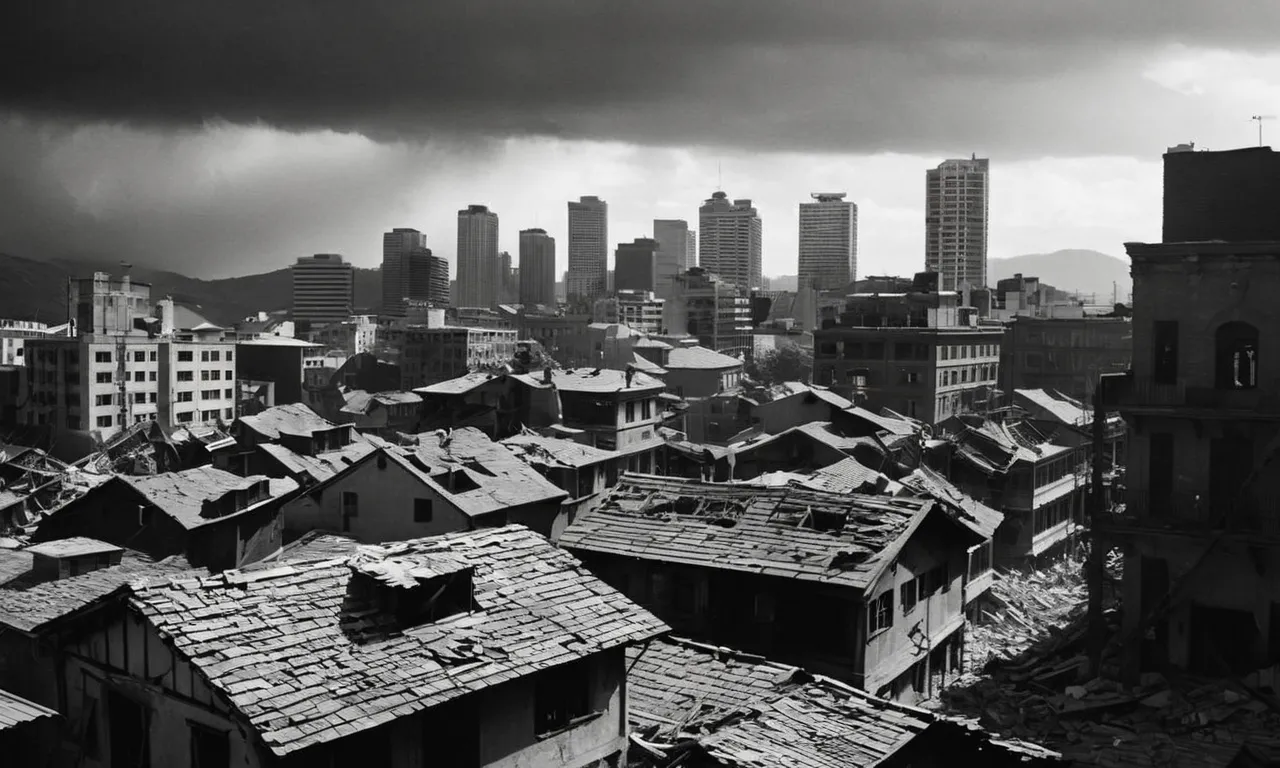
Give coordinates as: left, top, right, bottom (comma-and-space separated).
945, 553, 1280, 767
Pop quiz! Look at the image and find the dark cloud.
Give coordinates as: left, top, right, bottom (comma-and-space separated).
4, 1, 1279, 155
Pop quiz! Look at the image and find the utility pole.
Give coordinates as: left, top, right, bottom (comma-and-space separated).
1251, 115, 1275, 147
1087, 380, 1107, 677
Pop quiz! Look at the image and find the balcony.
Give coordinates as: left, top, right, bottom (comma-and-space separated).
1111, 374, 1280, 417
1104, 489, 1280, 538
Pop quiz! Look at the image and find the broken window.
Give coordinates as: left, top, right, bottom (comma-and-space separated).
1215, 321, 1259, 390
867, 590, 894, 634
1153, 321, 1179, 385
534, 660, 593, 736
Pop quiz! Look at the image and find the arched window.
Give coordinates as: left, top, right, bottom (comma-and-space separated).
1215, 321, 1259, 389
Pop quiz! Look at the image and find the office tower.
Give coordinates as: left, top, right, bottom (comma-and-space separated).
457, 205, 500, 308
291, 254, 354, 327
381, 228, 448, 316
698, 191, 762, 293
519, 228, 557, 306
798, 193, 858, 291
615, 238, 660, 293
653, 219, 697, 299
925, 155, 990, 291
567, 196, 608, 301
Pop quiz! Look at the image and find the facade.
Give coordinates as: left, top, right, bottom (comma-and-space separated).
0, 319, 66, 367
652, 219, 696, 299
381, 228, 449, 316
456, 205, 500, 309
594, 291, 665, 334
925, 156, 990, 291
391, 326, 517, 389
813, 283, 1002, 423
1162, 145, 1280, 243
235, 336, 325, 408
699, 191, 762, 293
567, 195, 609, 301
512, 367, 666, 461
518, 227, 556, 306
291, 253, 354, 327
614, 237, 659, 293
664, 268, 753, 359
563, 475, 983, 700
999, 316, 1133, 401
308, 314, 379, 357
798, 193, 858, 291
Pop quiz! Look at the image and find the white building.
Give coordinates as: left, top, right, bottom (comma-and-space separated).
698, 191, 762, 294
457, 205, 500, 309
798, 193, 858, 292
567, 196, 609, 301
291, 253, 354, 327
652, 219, 696, 300
925, 156, 990, 291
593, 290, 665, 335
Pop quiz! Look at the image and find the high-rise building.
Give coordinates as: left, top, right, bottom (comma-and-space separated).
698, 192, 762, 293
925, 156, 990, 291
798, 193, 858, 292
457, 205, 500, 308
663, 267, 753, 359
381, 229, 448, 316
653, 219, 697, 299
567, 196, 608, 301
291, 254, 354, 327
519, 228, 557, 306
615, 238, 659, 294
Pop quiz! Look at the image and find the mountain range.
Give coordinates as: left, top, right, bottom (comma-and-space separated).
0, 248, 1132, 325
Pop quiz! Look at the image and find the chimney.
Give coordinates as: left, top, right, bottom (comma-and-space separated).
543, 365, 553, 385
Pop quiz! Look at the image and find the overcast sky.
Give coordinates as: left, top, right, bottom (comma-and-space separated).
3, 2, 1279, 279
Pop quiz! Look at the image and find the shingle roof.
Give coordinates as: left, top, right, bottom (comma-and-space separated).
513, 367, 665, 394
802, 457, 886, 494
949, 419, 1071, 475
25, 537, 122, 559
238, 404, 335, 440
898, 466, 1004, 540
664, 345, 743, 370
628, 637, 1060, 767
0, 687, 58, 731
1014, 388, 1091, 427
561, 474, 942, 591
844, 406, 919, 436
120, 467, 299, 530
257, 441, 379, 485
0, 549, 193, 633
501, 434, 619, 468
340, 390, 422, 415
130, 525, 668, 757
414, 372, 504, 395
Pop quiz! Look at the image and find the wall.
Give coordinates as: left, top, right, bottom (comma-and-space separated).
754, 394, 839, 434
663, 366, 733, 400
1000, 317, 1132, 401
237, 344, 305, 404
1162, 147, 1280, 243
33, 480, 191, 560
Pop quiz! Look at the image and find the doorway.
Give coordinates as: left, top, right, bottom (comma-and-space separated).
107, 690, 150, 768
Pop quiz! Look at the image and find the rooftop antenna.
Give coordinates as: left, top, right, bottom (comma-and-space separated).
717, 161, 722, 192
1251, 115, 1275, 147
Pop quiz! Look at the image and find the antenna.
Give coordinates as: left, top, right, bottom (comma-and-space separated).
1251, 115, 1275, 147
717, 161, 722, 192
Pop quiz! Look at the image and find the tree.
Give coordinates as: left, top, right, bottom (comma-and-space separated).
745, 345, 813, 386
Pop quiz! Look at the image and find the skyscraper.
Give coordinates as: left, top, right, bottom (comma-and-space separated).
615, 238, 659, 293
292, 253, 355, 327
519, 228, 556, 306
653, 219, 697, 299
698, 191, 762, 293
381, 228, 448, 315
925, 156, 990, 291
457, 204, 500, 308
567, 195, 608, 301
798, 193, 858, 291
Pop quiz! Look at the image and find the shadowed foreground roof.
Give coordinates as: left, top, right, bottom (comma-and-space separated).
628, 637, 1060, 767
561, 473, 950, 591
130, 525, 668, 757
0, 687, 58, 731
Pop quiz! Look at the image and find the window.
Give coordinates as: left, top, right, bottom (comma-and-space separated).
900, 580, 918, 613
1215, 321, 1258, 390
149, 370, 157, 381
226, 350, 233, 361
224, 408, 234, 419
177, 350, 193, 362
189, 722, 230, 768
176, 411, 193, 423
133, 351, 146, 363
177, 371, 194, 382
625, 402, 636, 422
414, 498, 433, 523
150, 393, 158, 403
868, 590, 893, 634
225, 369, 233, 380
641, 399, 652, 419
177, 391, 193, 402
201, 370, 210, 381
94, 351, 111, 363
534, 661, 593, 736
1153, 320, 1179, 385
133, 371, 144, 382
201, 389, 218, 400
905, 371, 919, 384
201, 410, 217, 420
95, 394, 113, 406
149, 351, 157, 362
224, 388, 233, 399
96, 415, 113, 428
201, 350, 210, 362
941, 346, 950, 361
342, 491, 359, 529
95, 372, 112, 384
133, 392, 146, 404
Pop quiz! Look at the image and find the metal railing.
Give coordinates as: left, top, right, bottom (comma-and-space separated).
1109, 489, 1280, 536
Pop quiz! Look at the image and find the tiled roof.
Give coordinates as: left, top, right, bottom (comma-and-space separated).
238, 403, 336, 440
802, 457, 886, 494
414, 372, 504, 395
501, 434, 619, 468
898, 466, 1004, 540
257, 441, 379, 484
628, 637, 1060, 767
388, 428, 567, 516
0, 549, 193, 633
513, 367, 665, 394
734, 422, 883, 459
561, 474, 942, 591
0, 687, 58, 731
844, 406, 919, 436
1015, 389, 1091, 427
950, 419, 1071, 475
664, 345, 743, 370
340, 390, 422, 415
25, 537, 122, 559
120, 467, 299, 530
130, 525, 668, 757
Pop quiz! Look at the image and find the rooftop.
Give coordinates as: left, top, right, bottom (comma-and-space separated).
1014, 388, 1091, 427
413, 371, 506, 396
630, 353, 668, 376
562, 474, 956, 591
236, 336, 322, 347
948, 418, 1073, 475
801, 457, 890, 494
844, 406, 919, 436
25, 537, 122, 559
238, 403, 337, 440
130, 525, 667, 757
898, 465, 1004, 540
512, 367, 665, 394
257, 439, 382, 485
629, 637, 1059, 767
0, 688, 59, 732
340, 389, 423, 415
665, 345, 744, 370
501, 433, 619, 469
119, 467, 298, 530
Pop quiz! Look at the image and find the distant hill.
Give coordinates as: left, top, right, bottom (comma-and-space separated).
0, 253, 382, 326
990, 249, 1132, 304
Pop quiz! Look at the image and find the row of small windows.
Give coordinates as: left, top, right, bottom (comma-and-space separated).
938, 365, 996, 387
819, 340, 998, 362
95, 349, 233, 364
98, 408, 233, 428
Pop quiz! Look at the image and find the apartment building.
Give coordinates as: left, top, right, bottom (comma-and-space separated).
291, 253, 354, 328
925, 156, 990, 291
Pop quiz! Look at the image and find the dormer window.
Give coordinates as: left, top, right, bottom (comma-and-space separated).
28, 538, 123, 580
345, 553, 475, 635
